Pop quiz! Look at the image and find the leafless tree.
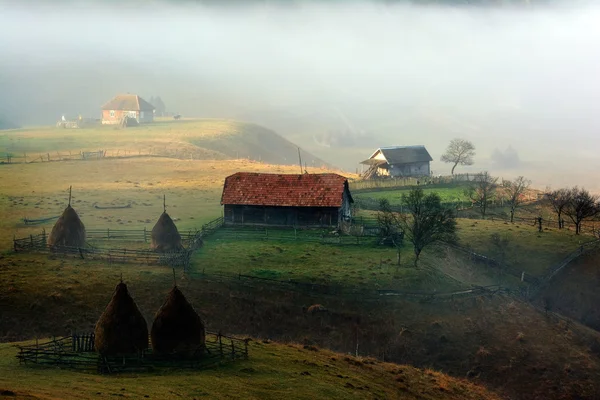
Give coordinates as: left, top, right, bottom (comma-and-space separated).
563, 187, 599, 235
440, 138, 476, 175
466, 171, 498, 218
506, 176, 531, 223
398, 188, 457, 267
546, 188, 572, 229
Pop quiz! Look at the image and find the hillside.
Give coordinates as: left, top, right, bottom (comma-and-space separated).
2, 254, 600, 400
0, 119, 331, 168
0, 339, 500, 400
537, 247, 600, 331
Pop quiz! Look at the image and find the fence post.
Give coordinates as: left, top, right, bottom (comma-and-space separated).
144, 227, 147, 243
107, 228, 110, 239
30, 234, 34, 247
42, 229, 46, 246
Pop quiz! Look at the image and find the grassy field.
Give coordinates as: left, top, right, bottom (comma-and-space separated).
353, 183, 471, 205
0, 340, 502, 400
193, 235, 473, 292
0, 157, 338, 249
2, 253, 600, 400
0, 119, 331, 168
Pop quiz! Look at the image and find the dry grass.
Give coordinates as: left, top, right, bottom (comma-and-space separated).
0, 339, 502, 400
0, 157, 337, 248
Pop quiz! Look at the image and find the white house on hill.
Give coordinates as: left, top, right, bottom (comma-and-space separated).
361, 146, 433, 178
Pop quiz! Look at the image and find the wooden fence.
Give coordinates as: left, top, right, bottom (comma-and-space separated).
16, 332, 248, 374
195, 269, 509, 304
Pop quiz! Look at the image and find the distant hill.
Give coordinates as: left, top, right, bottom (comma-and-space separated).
0, 119, 334, 169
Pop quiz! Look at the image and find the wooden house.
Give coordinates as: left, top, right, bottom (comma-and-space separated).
361, 146, 432, 178
101, 94, 155, 125
220, 172, 353, 227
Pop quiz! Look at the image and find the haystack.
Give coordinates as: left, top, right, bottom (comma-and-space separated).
94, 282, 149, 356
151, 286, 205, 356
47, 205, 86, 248
151, 212, 183, 252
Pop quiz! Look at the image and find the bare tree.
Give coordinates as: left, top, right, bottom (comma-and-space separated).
506, 176, 531, 223
547, 188, 571, 229
466, 171, 498, 218
398, 188, 457, 267
376, 198, 404, 266
441, 138, 476, 175
563, 187, 599, 235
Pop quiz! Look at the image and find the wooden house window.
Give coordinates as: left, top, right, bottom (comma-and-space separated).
110, 110, 115, 117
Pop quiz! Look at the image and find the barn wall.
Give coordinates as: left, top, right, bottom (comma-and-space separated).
101, 109, 126, 125
139, 110, 154, 123
223, 205, 340, 227
389, 162, 430, 177
102, 109, 153, 124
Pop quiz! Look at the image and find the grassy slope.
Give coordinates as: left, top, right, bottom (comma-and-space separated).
0, 341, 500, 400
0, 119, 330, 168
0, 158, 338, 249
2, 254, 600, 400
537, 247, 600, 331
353, 184, 470, 204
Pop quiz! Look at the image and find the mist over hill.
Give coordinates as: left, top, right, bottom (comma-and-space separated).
1, 0, 599, 189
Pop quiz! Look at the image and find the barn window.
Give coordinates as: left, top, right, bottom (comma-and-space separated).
140, 111, 144, 119
110, 110, 115, 117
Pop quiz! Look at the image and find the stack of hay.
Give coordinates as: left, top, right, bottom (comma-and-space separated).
94, 282, 148, 356
151, 286, 205, 357
48, 205, 86, 248
151, 212, 183, 252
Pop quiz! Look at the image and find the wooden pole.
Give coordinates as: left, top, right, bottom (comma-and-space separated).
68, 186, 72, 207
297, 148, 303, 174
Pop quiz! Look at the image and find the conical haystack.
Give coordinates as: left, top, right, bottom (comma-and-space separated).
48, 205, 86, 248
94, 282, 149, 356
151, 286, 205, 356
151, 212, 183, 252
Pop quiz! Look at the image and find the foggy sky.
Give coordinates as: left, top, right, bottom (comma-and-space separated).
1, 0, 599, 190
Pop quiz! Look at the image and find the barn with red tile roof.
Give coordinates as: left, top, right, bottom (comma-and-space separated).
220, 172, 353, 227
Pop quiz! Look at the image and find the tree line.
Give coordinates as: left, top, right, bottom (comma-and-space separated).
375, 175, 599, 268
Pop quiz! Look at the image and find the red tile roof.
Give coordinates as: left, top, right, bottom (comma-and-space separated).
221, 172, 351, 208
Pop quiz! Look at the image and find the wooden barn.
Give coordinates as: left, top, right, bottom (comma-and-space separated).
101, 94, 155, 125
361, 145, 432, 178
220, 172, 353, 227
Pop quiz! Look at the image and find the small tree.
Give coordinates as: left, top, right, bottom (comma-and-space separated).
376, 198, 403, 266
466, 171, 498, 218
547, 188, 571, 229
506, 176, 531, 223
563, 187, 599, 235
441, 138, 476, 175
398, 188, 457, 267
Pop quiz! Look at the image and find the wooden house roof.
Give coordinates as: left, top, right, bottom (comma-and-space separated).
360, 146, 433, 165
221, 172, 352, 208
101, 94, 155, 111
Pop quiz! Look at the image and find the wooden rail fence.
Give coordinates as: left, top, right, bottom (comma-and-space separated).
16, 332, 248, 374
